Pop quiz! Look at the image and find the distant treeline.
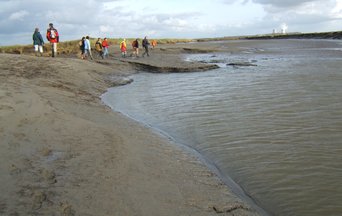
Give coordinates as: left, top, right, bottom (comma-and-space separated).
244, 31, 342, 40
196, 31, 342, 42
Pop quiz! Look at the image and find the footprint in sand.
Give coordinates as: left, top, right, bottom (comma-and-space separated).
0, 104, 15, 117
0, 89, 11, 97
9, 164, 21, 175
40, 169, 57, 184
7, 140, 21, 150
18, 118, 31, 126
60, 202, 76, 216
0, 200, 7, 214
13, 132, 26, 141
40, 148, 52, 157
31, 191, 46, 210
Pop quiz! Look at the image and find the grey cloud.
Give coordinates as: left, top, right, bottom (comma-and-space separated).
1, 0, 341, 46
221, 0, 342, 32
0, 0, 111, 44
97, 8, 203, 34
221, 0, 241, 4
226, 10, 340, 35
223, 0, 326, 8
250, 0, 320, 8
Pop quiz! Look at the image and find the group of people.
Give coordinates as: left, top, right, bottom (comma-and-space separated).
119, 38, 142, 58
33, 22, 158, 59
32, 23, 59, 57
82, 36, 156, 60
119, 37, 157, 58
79, 37, 110, 60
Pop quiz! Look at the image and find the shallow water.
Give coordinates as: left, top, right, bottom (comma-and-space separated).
102, 40, 342, 216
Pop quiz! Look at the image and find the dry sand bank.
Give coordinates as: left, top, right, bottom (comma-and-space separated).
0, 43, 261, 216
109, 42, 254, 72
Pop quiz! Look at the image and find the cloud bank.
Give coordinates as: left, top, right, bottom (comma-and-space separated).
0, 0, 341, 45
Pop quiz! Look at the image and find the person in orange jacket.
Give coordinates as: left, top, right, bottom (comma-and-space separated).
46, 23, 59, 57
151, 39, 157, 49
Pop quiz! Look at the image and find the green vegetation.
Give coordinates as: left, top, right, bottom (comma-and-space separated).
0, 38, 194, 56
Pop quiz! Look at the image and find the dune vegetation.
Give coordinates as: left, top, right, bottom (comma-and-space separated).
0, 38, 194, 56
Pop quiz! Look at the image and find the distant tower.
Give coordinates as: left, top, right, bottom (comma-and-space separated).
281, 23, 288, 34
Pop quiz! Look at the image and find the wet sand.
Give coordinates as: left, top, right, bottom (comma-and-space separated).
0, 42, 261, 215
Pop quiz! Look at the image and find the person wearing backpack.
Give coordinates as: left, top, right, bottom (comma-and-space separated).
32, 27, 44, 57
142, 36, 150, 57
84, 36, 93, 60
46, 23, 59, 57
95, 38, 104, 59
131, 38, 139, 57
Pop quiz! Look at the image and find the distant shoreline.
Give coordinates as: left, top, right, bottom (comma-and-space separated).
196, 31, 342, 42
243, 31, 342, 40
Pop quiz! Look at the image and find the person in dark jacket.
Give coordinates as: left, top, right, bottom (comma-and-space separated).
32, 28, 44, 56
131, 38, 139, 57
142, 36, 150, 57
79, 37, 86, 59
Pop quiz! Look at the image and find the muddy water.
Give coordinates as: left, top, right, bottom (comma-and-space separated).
102, 40, 342, 215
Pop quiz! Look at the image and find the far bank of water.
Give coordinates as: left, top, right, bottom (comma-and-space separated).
102, 40, 342, 216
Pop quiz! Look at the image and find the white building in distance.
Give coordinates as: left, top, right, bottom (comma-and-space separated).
280, 23, 288, 34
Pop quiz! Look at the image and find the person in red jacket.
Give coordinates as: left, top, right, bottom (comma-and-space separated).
102, 37, 109, 58
46, 23, 59, 57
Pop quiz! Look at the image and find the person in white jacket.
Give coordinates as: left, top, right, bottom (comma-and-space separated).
84, 36, 93, 60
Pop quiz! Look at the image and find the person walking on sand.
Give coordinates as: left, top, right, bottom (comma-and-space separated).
102, 37, 109, 58
151, 39, 157, 49
95, 38, 104, 59
79, 37, 86, 59
120, 38, 127, 58
84, 36, 93, 60
142, 36, 150, 57
46, 23, 59, 57
131, 38, 139, 57
32, 27, 44, 56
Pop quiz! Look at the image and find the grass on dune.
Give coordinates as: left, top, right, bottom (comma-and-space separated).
0, 38, 194, 56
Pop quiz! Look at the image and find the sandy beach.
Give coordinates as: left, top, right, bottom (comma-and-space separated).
0, 43, 261, 215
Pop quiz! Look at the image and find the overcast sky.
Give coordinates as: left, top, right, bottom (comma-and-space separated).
0, 0, 341, 45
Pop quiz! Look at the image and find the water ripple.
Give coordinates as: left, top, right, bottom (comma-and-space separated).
102, 40, 342, 216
